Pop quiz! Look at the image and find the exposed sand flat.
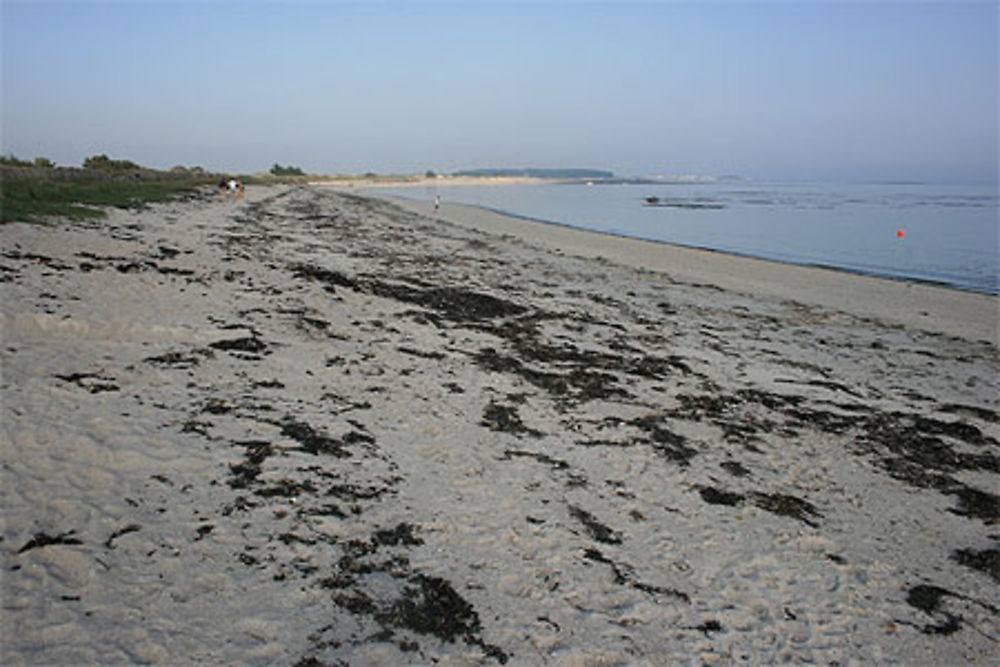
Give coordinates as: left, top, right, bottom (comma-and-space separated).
2, 185, 998, 665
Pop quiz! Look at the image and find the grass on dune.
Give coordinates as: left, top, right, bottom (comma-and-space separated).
1, 177, 216, 224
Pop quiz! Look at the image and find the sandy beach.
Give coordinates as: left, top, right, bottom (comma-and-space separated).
2, 184, 998, 665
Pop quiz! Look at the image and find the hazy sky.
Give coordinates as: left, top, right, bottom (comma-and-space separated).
2, 0, 997, 181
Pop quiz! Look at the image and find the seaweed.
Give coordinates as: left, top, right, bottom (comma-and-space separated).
481, 403, 541, 436
946, 486, 1000, 523
631, 415, 699, 465
208, 336, 267, 353
281, 419, 355, 458
53, 372, 119, 393
228, 440, 275, 488
905, 584, 963, 635
376, 574, 479, 642
698, 486, 745, 506
720, 460, 751, 477
750, 492, 821, 528
503, 449, 569, 470
104, 524, 141, 549
951, 546, 1000, 583
373, 523, 424, 548
475, 348, 629, 403
568, 505, 622, 545
582, 547, 690, 602
17, 531, 83, 553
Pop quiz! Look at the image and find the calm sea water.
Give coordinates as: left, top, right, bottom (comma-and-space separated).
367, 181, 999, 294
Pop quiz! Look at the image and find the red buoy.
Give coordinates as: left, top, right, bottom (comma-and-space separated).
897, 229, 905, 239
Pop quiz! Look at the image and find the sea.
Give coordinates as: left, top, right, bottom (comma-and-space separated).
366, 180, 999, 295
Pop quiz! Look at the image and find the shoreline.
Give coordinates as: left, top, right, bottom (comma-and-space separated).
377, 193, 999, 346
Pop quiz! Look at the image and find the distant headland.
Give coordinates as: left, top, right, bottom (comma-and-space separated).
451, 168, 615, 179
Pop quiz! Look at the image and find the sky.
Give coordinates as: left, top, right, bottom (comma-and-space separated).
1, 0, 997, 182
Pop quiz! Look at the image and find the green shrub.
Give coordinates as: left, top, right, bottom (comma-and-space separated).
0, 154, 33, 167
82, 154, 143, 171
270, 163, 306, 176
1, 176, 214, 224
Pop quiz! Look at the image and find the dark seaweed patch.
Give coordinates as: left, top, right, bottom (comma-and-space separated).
502, 449, 569, 470
290, 264, 358, 291
17, 531, 83, 554
209, 336, 267, 353
939, 404, 999, 423
104, 524, 141, 549
630, 415, 699, 465
290, 263, 525, 324
697, 487, 821, 526
373, 523, 424, 548
475, 348, 628, 403
256, 479, 318, 498
583, 547, 689, 603
281, 419, 358, 458
144, 350, 209, 367
53, 372, 119, 393
946, 487, 1000, 523
720, 461, 751, 477
694, 619, 723, 636
951, 546, 1000, 583
315, 520, 509, 662
750, 492, 821, 528
698, 486, 745, 506
568, 505, 622, 545
228, 440, 276, 489
398, 346, 446, 360
375, 574, 478, 642
481, 403, 541, 437
905, 584, 962, 635
373, 283, 525, 322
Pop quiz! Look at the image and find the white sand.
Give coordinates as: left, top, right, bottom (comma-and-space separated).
2, 185, 998, 665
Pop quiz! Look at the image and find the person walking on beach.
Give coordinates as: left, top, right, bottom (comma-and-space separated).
434, 195, 440, 212
224, 178, 244, 201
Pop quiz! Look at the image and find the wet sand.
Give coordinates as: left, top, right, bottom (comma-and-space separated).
2, 185, 998, 665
